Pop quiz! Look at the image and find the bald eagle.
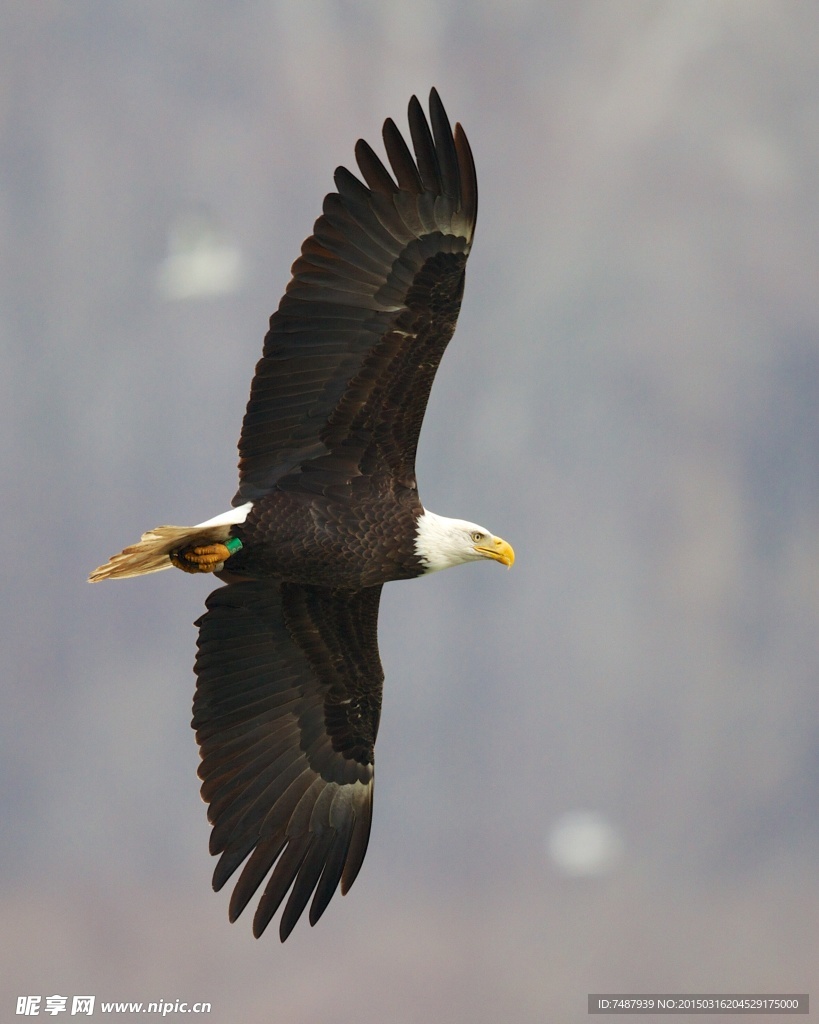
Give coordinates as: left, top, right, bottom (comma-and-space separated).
90, 89, 513, 942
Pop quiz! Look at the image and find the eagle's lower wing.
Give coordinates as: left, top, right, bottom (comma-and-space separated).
193, 580, 383, 941
235, 88, 477, 502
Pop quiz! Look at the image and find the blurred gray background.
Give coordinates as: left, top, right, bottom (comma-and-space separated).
2, 2, 818, 1021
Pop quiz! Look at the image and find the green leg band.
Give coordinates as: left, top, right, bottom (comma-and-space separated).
224, 537, 243, 556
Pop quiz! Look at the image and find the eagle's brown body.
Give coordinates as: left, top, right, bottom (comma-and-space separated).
228, 484, 425, 589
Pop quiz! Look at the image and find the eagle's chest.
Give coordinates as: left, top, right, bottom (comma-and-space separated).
230, 487, 425, 588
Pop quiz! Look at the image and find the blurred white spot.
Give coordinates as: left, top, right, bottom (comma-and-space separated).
547, 810, 624, 878
719, 129, 794, 194
156, 211, 247, 300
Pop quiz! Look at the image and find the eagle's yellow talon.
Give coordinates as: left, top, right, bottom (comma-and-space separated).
171, 542, 234, 574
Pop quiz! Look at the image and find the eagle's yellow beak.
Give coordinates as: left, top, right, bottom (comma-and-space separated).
475, 535, 515, 568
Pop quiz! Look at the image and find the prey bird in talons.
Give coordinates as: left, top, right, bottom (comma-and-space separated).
90, 89, 514, 942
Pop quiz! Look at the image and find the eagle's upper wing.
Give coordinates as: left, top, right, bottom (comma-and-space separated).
235, 88, 477, 503
193, 580, 383, 941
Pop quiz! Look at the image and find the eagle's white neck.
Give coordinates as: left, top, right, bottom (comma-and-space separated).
414, 509, 483, 573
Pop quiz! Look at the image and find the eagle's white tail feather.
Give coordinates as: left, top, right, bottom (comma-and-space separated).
89, 502, 253, 582
88, 523, 232, 582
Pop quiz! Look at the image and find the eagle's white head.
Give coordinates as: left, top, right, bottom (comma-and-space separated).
414, 509, 515, 574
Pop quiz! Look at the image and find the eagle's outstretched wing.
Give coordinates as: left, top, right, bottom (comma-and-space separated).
193, 580, 382, 941
235, 88, 478, 502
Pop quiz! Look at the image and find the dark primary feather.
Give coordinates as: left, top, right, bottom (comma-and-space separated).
234, 88, 478, 503
193, 581, 382, 941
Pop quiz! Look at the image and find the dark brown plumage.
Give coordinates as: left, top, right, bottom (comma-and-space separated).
234, 91, 476, 503
89, 89, 513, 942
193, 581, 382, 938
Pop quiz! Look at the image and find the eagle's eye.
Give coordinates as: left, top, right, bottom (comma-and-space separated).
471, 531, 484, 543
